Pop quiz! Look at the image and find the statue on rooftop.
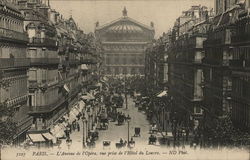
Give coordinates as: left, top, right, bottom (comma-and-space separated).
123, 7, 127, 17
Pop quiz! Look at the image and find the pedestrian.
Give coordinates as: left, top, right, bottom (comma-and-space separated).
167, 139, 170, 146
72, 121, 75, 131
193, 142, 197, 150
69, 125, 72, 134
186, 128, 189, 141
130, 138, 135, 143
120, 138, 124, 144
77, 122, 80, 132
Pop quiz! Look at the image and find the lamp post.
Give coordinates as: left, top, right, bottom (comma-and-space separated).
82, 115, 87, 148
127, 118, 130, 146
124, 75, 128, 109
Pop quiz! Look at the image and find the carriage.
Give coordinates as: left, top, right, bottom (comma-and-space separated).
115, 142, 127, 149
100, 118, 109, 130
128, 141, 135, 148
117, 115, 125, 125
148, 135, 157, 145
134, 127, 141, 137
149, 124, 158, 134
113, 95, 124, 108
86, 139, 96, 148
89, 130, 99, 141
99, 110, 109, 130
103, 140, 111, 149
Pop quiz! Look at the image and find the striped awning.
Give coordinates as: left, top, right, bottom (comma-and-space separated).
42, 133, 55, 140
28, 134, 46, 142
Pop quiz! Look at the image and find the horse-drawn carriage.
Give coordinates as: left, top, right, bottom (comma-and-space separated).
103, 140, 111, 149
134, 127, 141, 137
135, 100, 140, 107
128, 141, 135, 148
117, 115, 125, 125
89, 130, 99, 141
150, 125, 158, 134
108, 106, 118, 122
86, 139, 96, 148
100, 118, 109, 130
148, 135, 157, 145
99, 112, 109, 130
115, 142, 127, 149
112, 94, 124, 108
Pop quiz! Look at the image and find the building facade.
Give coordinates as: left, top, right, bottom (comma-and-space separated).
167, 6, 211, 130
95, 8, 154, 76
0, 0, 100, 144
0, 0, 32, 144
229, 4, 250, 132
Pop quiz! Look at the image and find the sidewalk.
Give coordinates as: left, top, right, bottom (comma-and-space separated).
59, 119, 83, 149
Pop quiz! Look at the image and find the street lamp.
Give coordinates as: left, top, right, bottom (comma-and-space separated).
127, 118, 130, 146
124, 75, 128, 109
66, 138, 72, 150
82, 115, 87, 148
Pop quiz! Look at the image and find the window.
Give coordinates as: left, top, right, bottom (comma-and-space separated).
194, 106, 203, 114
123, 57, 127, 65
209, 68, 212, 81
28, 95, 33, 106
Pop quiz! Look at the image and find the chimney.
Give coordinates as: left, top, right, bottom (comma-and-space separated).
95, 21, 99, 27
246, 0, 250, 13
150, 22, 154, 28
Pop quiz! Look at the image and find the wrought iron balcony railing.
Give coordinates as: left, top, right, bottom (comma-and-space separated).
229, 59, 250, 68
28, 85, 81, 114
0, 27, 28, 42
80, 57, 97, 64
30, 58, 59, 65
0, 58, 30, 69
28, 37, 58, 48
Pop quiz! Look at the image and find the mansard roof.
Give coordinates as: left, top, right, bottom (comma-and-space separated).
95, 16, 154, 33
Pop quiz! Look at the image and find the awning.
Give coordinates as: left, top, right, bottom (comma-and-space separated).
81, 94, 95, 100
157, 91, 167, 97
95, 82, 102, 87
79, 100, 85, 110
55, 130, 65, 138
42, 133, 55, 140
87, 92, 95, 99
51, 124, 65, 138
81, 64, 88, 70
134, 93, 141, 97
72, 108, 80, 115
63, 84, 70, 93
28, 134, 46, 142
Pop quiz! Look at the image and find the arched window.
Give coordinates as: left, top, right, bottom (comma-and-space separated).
131, 68, 135, 75
115, 67, 119, 75
0, 17, 3, 28
123, 67, 127, 74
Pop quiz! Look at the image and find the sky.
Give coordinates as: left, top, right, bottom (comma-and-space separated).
50, 0, 214, 38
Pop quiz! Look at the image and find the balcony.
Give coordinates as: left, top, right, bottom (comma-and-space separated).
0, 58, 30, 69
28, 37, 58, 48
28, 96, 66, 114
0, 27, 28, 43
188, 36, 207, 49
193, 59, 203, 64
204, 29, 232, 47
28, 85, 81, 114
58, 46, 67, 54
231, 34, 250, 44
202, 58, 229, 66
80, 57, 97, 64
229, 59, 250, 69
69, 59, 80, 65
30, 58, 59, 66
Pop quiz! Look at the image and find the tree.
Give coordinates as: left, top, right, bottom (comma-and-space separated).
0, 82, 17, 145
207, 115, 250, 146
